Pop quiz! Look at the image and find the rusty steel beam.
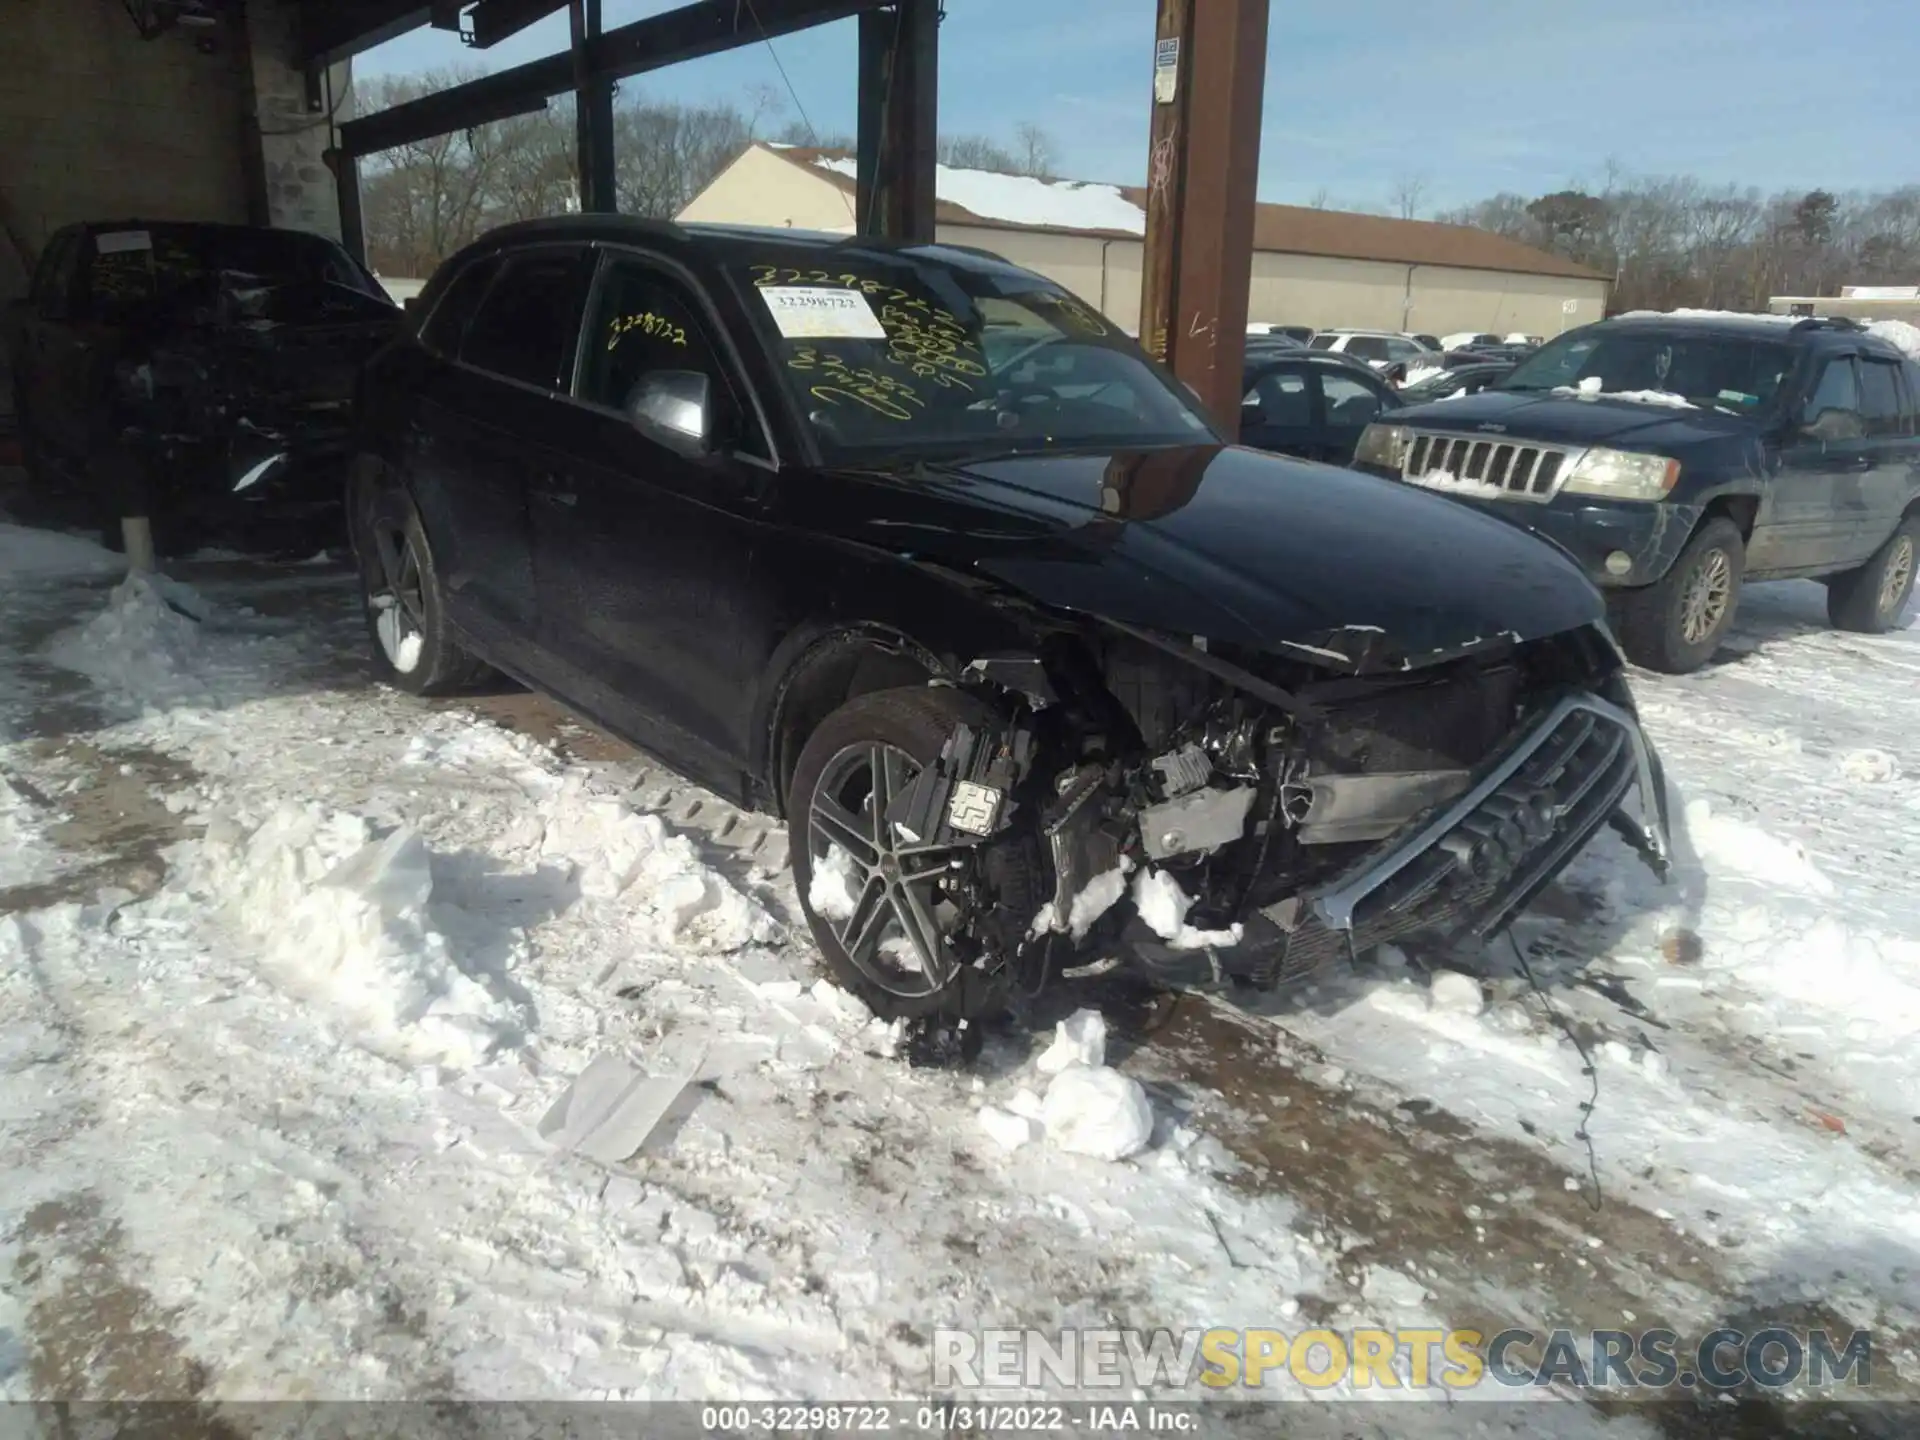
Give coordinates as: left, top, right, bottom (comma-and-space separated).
855, 0, 938, 241
1137, 0, 1269, 438
465, 0, 568, 48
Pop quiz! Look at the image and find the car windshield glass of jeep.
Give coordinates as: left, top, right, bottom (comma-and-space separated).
730, 251, 1216, 459
1497, 330, 1796, 413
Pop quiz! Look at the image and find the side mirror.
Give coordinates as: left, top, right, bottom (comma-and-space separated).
627, 370, 712, 455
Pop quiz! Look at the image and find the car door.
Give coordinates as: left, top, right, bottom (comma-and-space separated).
1854, 353, 1915, 558
413, 245, 594, 655
529, 249, 776, 794
1759, 355, 1866, 574
1240, 364, 1319, 458
1315, 366, 1392, 464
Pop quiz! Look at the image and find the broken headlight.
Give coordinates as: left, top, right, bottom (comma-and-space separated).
1353, 422, 1411, 470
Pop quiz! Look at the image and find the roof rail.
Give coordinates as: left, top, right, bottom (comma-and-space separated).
1790, 315, 1866, 333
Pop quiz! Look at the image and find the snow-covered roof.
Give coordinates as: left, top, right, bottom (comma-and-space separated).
811, 155, 1145, 236
754, 146, 1606, 280
1867, 319, 1920, 361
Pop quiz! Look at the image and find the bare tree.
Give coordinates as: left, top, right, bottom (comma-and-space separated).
1306, 187, 1330, 210
1013, 122, 1055, 179
1389, 173, 1429, 221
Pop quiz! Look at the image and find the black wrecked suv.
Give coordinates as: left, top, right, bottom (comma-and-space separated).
351, 216, 1669, 1049
5, 219, 401, 550
1352, 314, 1920, 673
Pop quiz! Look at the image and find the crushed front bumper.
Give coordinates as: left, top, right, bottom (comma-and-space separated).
1122, 690, 1670, 986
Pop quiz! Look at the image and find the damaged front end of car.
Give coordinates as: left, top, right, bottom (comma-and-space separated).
902, 617, 1669, 1008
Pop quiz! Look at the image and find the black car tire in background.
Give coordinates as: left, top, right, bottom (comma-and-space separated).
788, 686, 1042, 1023
1826, 514, 1918, 634
354, 479, 493, 696
1611, 516, 1746, 674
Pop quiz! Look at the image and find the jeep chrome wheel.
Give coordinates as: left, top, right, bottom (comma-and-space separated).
1879, 533, 1914, 619
1679, 546, 1733, 646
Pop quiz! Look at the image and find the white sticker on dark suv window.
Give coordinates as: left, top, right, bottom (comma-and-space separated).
759, 285, 887, 340
95, 230, 153, 254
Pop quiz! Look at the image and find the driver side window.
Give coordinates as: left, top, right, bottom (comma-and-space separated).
578, 258, 766, 460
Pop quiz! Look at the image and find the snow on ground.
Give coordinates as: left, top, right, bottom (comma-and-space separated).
2, 516, 1918, 1427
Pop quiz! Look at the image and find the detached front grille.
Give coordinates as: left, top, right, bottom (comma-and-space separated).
1228, 692, 1654, 986
1402, 432, 1575, 502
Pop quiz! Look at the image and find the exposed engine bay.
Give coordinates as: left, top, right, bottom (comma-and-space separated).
887, 622, 1670, 1013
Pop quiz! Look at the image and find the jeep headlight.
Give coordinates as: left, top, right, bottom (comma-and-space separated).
1561, 448, 1680, 501
1354, 422, 1411, 470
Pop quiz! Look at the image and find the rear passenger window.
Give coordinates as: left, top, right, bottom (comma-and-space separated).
459, 248, 593, 391
1858, 359, 1906, 437
419, 255, 500, 356
1802, 358, 1862, 439
1346, 336, 1388, 362
1245, 370, 1311, 426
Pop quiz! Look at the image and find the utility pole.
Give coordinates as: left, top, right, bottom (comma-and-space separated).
1137, 0, 1270, 438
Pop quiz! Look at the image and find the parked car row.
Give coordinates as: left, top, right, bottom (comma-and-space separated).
8, 214, 1910, 1052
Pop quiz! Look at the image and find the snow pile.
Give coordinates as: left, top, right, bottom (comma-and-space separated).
1722, 916, 1920, 1041
539, 778, 778, 951
0, 523, 124, 582
44, 573, 215, 707
979, 1008, 1155, 1161
1867, 318, 1920, 361
1556, 376, 1694, 408
1682, 797, 1835, 896
178, 802, 526, 1066
0, 774, 65, 890
814, 154, 1146, 235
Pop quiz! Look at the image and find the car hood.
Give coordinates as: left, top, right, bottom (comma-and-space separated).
802, 445, 1603, 673
1392, 388, 1759, 451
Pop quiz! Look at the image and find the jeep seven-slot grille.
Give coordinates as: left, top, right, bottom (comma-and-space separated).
1401, 433, 1573, 501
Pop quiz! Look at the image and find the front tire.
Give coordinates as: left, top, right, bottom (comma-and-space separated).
1826, 516, 1917, 634
356, 482, 491, 696
1612, 516, 1745, 674
788, 686, 1019, 1023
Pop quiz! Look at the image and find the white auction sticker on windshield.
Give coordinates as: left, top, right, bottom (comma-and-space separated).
759, 286, 887, 340
95, 230, 153, 254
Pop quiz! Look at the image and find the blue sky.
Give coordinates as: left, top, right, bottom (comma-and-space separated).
360, 0, 1919, 212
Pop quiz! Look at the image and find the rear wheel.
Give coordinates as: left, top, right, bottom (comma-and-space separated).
788, 687, 1033, 1023
356, 484, 491, 695
1826, 516, 1917, 634
1612, 517, 1745, 674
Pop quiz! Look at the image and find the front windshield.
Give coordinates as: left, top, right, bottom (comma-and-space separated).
1497, 328, 1795, 413
731, 251, 1216, 459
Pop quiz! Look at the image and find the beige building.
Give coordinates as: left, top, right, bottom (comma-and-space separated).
1769, 286, 1920, 325
679, 144, 1610, 338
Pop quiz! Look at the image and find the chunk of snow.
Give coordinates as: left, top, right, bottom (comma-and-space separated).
807, 843, 862, 921
1428, 970, 1485, 1016
1554, 378, 1695, 408
978, 1104, 1042, 1150
1405, 470, 1520, 501
1041, 1065, 1154, 1161
538, 1053, 695, 1165
1401, 364, 1447, 388
1063, 859, 1132, 940
1840, 748, 1900, 784
1132, 866, 1243, 951
1866, 319, 1920, 362
179, 802, 525, 1067
1035, 1007, 1108, 1075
